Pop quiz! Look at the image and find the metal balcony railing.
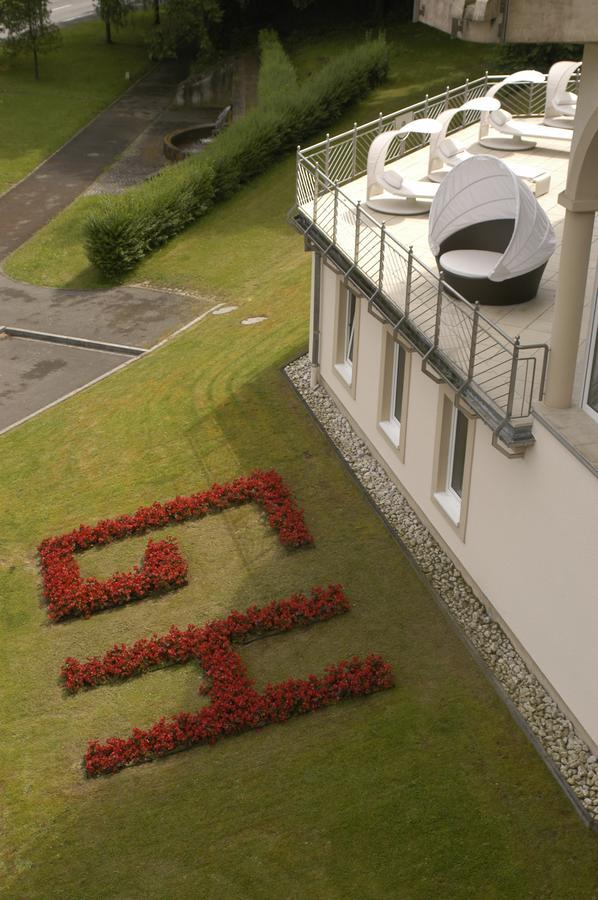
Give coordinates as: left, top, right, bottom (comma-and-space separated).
290, 74, 568, 452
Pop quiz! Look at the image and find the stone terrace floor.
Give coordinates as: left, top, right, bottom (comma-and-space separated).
339, 119, 598, 359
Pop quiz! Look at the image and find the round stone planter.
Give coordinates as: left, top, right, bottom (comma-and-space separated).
163, 124, 217, 163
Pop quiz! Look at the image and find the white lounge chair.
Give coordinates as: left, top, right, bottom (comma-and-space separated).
427, 97, 551, 196
479, 71, 573, 151
543, 60, 581, 129
366, 119, 441, 215
428, 156, 556, 306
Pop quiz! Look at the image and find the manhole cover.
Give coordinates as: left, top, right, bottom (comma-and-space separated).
241, 316, 267, 326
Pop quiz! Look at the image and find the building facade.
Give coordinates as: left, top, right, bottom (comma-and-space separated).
291, 37, 598, 752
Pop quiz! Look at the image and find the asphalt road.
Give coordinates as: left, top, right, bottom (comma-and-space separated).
49, 0, 96, 24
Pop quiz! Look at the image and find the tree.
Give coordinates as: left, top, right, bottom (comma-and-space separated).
0, 0, 60, 80
496, 42, 583, 73
149, 0, 222, 60
94, 0, 131, 44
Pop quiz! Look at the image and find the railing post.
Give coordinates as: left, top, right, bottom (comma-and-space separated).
378, 112, 384, 134
332, 185, 339, 244
464, 77, 469, 104
424, 93, 429, 117
313, 165, 320, 224
468, 302, 480, 382
527, 80, 533, 115
351, 123, 358, 177
538, 345, 549, 401
378, 223, 386, 294
296, 145, 301, 204
433, 272, 444, 347
325, 135, 330, 177
405, 245, 413, 318
444, 84, 450, 110
354, 201, 361, 266
506, 336, 521, 420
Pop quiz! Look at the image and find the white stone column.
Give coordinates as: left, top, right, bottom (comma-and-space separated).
545, 209, 595, 407
545, 43, 598, 408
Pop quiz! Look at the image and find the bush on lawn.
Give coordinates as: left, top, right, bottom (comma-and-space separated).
86, 161, 215, 279
85, 34, 388, 278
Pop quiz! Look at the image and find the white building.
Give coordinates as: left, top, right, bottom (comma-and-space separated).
290, 3, 598, 755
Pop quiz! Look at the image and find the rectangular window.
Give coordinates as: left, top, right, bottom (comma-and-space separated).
345, 292, 357, 365
584, 296, 598, 422
391, 343, 406, 426
379, 339, 407, 448
447, 408, 468, 499
335, 287, 358, 388
433, 397, 472, 530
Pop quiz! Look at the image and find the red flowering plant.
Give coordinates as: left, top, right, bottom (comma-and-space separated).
39, 470, 313, 622
60, 585, 394, 776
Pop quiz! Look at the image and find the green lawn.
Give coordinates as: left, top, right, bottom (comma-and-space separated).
0, 13, 152, 195
4, 22, 495, 290
2, 21, 598, 899
2, 151, 598, 899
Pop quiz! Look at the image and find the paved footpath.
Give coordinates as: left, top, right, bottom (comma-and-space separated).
0, 63, 185, 259
0, 62, 223, 432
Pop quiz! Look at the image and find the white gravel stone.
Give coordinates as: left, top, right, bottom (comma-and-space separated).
286, 354, 598, 823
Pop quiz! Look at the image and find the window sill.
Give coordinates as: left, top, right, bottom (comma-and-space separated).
334, 362, 353, 387
379, 419, 401, 447
433, 490, 461, 526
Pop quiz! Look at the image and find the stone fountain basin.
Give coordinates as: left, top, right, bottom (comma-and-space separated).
164, 109, 225, 162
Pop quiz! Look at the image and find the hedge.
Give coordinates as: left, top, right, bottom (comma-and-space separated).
85, 35, 388, 279
256, 29, 298, 109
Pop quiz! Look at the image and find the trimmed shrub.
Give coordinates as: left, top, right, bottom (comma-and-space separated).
85, 35, 388, 278
256, 29, 298, 109
85, 157, 215, 280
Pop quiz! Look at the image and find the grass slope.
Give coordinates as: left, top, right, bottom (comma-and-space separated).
0, 13, 151, 195
2, 21, 598, 899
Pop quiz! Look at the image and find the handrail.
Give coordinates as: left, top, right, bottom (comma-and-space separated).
292, 74, 559, 433
301, 75, 491, 153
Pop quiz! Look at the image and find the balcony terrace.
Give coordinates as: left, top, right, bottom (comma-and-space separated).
291, 75, 598, 454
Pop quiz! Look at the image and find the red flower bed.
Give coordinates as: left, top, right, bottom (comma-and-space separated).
39, 470, 313, 622
63, 585, 394, 776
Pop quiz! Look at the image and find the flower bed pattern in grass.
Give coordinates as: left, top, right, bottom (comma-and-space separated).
62, 585, 394, 776
39, 470, 313, 621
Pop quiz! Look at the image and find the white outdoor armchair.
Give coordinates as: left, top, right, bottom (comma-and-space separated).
427, 97, 551, 196
479, 71, 573, 151
543, 60, 581, 129
428, 156, 556, 306
366, 119, 441, 215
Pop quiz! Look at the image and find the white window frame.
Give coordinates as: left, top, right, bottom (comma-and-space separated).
379, 341, 406, 446
335, 289, 358, 386
582, 285, 598, 424
434, 405, 467, 525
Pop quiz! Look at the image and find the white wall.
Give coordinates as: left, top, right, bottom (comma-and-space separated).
414, 0, 598, 44
318, 262, 598, 749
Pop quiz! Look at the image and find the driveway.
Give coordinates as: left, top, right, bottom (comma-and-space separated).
0, 63, 215, 434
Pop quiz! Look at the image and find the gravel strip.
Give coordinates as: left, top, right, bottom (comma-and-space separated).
286, 354, 598, 824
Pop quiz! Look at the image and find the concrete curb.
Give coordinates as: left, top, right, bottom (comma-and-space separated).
0, 304, 223, 438
2, 326, 144, 356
